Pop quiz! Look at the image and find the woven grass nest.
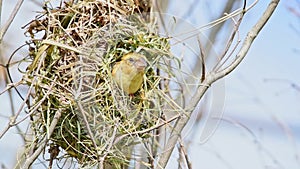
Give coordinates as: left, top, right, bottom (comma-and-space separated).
23, 0, 174, 168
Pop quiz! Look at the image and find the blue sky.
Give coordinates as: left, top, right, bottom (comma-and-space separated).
166, 1, 300, 168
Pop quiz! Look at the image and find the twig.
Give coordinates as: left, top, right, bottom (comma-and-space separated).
0, 0, 25, 42
0, 44, 47, 139
0, 81, 22, 95
198, 39, 206, 82
0, 0, 3, 26
202, 0, 237, 59
0, 83, 33, 139
171, 0, 259, 46
13, 77, 58, 126
42, 40, 82, 54
74, 53, 100, 168
157, 0, 280, 168
217, 0, 280, 77
179, 138, 192, 169
213, 1, 247, 71
114, 114, 180, 145
99, 123, 118, 169
213, 13, 243, 71
76, 100, 100, 168
6, 43, 29, 101
21, 109, 63, 169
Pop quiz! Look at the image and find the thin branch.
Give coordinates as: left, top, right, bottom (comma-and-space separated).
74, 53, 100, 167
202, 0, 237, 59
0, 0, 2, 27
76, 100, 100, 166
157, 0, 280, 168
213, 14, 243, 71
171, 0, 259, 47
156, 77, 210, 169
99, 123, 118, 169
0, 45, 47, 139
0, 81, 22, 95
198, 39, 206, 82
13, 77, 57, 126
0, 83, 33, 139
0, 0, 25, 42
213, 0, 247, 71
179, 138, 192, 169
114, 114, 180, 145
0, 44, 23, 142
21, 109, 63, 169
216, 0, 280, 77
5, 43, 31, 101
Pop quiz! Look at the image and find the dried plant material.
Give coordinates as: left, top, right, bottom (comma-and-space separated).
22, 0, 172, 168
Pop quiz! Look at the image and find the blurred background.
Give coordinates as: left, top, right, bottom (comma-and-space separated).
1, 0, 299, 168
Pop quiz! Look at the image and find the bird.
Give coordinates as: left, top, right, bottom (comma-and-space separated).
112, 53, 148, 94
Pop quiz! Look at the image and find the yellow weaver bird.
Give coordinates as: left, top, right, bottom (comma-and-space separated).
112, 53, 148, 94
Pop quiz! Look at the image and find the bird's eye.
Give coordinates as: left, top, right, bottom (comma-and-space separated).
128, 58, 134, 62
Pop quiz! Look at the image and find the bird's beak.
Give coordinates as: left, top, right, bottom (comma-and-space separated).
135, 57, 148, 71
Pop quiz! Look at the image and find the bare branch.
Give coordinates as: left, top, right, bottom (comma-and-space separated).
0, 83, 33, 139
21, 109, 62, 169
0, 44, 47, 139
179, 138, 192, 169
157, 0, 280, 168
0, 0, 3, 26
0, 0, 25, 42
216, 0, 280, 78
202, 0, 238, 58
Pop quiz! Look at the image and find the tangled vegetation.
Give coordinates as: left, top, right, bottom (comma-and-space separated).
22, 0, 173, 168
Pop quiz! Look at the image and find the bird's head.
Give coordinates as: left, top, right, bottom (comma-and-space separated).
122, 53, 148, 72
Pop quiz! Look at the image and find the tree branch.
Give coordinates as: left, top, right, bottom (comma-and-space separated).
0, 0, 25, 42
21, 109, 62, 169
157, 0, 280, 168
216, 0, 280, 78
